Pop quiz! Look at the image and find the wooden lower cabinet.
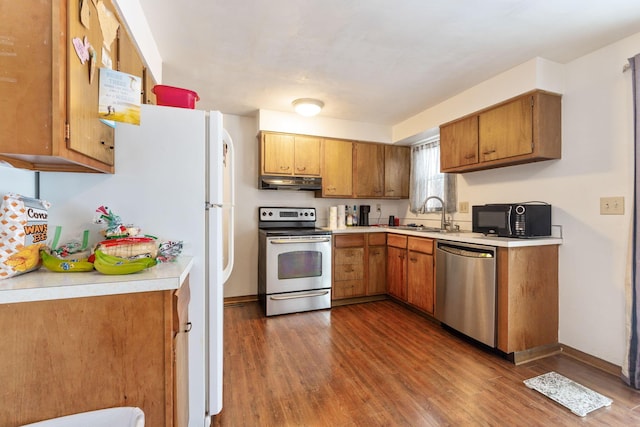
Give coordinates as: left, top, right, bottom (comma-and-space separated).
367, 233, 387, 295
0, 283, 189, 427
386, 234, 408, 300
387, 235, 435, 315
333, 234, 366, 299
497, 245, 559, 355
406, 237, 435, 315
333, 233, 388, 299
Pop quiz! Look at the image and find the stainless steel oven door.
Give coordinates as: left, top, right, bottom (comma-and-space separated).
265, 234, 331, 294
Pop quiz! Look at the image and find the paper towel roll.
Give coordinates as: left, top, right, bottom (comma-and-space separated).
337, 205, 346, 229
329, 206, 338, 230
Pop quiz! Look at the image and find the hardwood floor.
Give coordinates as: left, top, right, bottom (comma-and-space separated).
214, 300, 640, 426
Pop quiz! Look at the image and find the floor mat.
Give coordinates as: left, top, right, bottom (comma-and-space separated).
524, 371, 613, 417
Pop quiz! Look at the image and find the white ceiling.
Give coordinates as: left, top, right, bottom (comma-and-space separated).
137, 0, 640, 125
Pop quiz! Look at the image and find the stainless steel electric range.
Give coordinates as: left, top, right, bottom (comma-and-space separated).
258, 207, 332, 316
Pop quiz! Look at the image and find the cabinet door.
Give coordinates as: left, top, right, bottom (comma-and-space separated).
174, 279, 190, 427
294, 135, 322, 176
479, 96, 533, 162
384, 145, 410, 198
354, 143, 384, 197
117, 26, 144, 103
440, 115, 479, 171
322, 139, 353, 197
333, 247, 365, 298
407, 250, 434, 314
0, 291, 173, 426
262, 133, 294, 175
67, 0, 116, 166
368, 245, 387, 295
387, 246, 407, 300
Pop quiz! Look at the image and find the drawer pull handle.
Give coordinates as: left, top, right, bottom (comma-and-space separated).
270, 290, 329, 300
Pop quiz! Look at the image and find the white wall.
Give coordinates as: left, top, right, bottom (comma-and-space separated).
393, 57, 565, 143
259, 109, 393, 143
396, 33, 640, 366
0, 165, 36, 197
112, 0, 163, 83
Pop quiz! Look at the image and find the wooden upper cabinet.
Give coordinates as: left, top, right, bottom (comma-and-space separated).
440, 90, 561, 173
322, 138, 353, 197
384, 145, 410, 198
260, 132, 321, 176
67, 0, 117, 167
293, 135, 322, 175
257, 131, 410, 199
261, 133, 295, 175
479, 96, 532, 161
0, 0, 146, 173
354, 142, 385, 198
117, 26, 145, 102
440, 115, 479, 170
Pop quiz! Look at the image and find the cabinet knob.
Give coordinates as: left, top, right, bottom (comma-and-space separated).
483, 149, 496, 155
280, 165, 290, 170
101, 141, 114, 150
296, 166, 306, 172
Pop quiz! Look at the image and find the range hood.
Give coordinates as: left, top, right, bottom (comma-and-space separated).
259, 175, 322, 191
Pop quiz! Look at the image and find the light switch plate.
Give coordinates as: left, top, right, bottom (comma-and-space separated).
600, 196, 624, 215
459, 201, 469, 213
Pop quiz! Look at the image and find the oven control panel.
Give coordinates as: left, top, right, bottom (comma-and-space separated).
259, 207, 316, 222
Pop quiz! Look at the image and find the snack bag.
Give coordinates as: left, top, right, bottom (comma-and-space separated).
0, 193, 50, 279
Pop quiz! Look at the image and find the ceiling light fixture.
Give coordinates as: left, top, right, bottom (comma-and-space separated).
292, 98, 324, 117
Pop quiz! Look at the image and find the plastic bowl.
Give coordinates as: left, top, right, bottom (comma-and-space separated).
152, 85, 200, 109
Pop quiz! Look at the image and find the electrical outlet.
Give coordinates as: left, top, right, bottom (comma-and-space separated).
376, 203, 381, 212
459, 201, 469, 213
600, 196, 624, 215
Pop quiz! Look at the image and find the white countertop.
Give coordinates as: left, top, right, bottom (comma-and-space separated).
0, 256, 194, 304
326, 226, 562, 247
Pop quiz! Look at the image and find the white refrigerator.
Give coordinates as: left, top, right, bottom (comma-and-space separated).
40, 104, 235, 426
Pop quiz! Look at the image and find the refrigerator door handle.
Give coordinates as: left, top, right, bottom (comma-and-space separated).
222, 128, 235, 284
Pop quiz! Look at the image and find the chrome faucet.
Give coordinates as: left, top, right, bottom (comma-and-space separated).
422, 196, 448, 231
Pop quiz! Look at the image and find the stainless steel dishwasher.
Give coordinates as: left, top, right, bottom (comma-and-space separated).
435, 241, 497, 347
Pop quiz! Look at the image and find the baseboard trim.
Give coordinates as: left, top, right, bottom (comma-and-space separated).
560, 344, 622, 377
331, 295, 388, 307
510, 343, 562, 365
224, 295, 258, 306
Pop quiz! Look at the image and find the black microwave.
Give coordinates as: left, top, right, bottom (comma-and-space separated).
472, 203, 552, 238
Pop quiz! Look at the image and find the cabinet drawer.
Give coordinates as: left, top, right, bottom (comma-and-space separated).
407, 237, 433, 254
368, 233, 386, 246
387, 234, 407, 249
334, 247, 364, 264
334, 263, 364, 281
334, 234, 365, 247
333, 280, 365, 299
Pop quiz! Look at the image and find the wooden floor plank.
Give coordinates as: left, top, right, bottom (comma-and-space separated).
214, 300, 640, 426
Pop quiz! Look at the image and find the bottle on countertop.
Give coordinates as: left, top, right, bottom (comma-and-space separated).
352, 205, 358, 226
346, 205, 353, 226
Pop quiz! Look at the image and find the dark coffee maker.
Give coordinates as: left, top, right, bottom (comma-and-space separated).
358, 205, 371, 226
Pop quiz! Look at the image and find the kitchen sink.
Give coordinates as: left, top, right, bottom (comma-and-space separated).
393, 225, 448, 233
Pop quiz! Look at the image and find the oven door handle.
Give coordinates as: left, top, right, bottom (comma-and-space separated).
269, 238, 331, 244
269, 290, 330, 300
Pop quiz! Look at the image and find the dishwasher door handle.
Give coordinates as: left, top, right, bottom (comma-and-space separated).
438, 244, 494, 258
